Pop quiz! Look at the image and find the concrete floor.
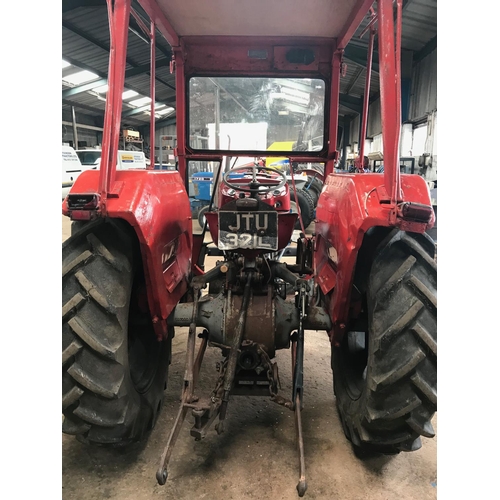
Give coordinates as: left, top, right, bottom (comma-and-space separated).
62, 215, 437, 500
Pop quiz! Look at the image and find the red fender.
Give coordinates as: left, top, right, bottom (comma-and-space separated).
314, 173, 434, 343
63, 169, 193, 340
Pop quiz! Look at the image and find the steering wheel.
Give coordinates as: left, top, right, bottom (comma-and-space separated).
222, 164, 287, 194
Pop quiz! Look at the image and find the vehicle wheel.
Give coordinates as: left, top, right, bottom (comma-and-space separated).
198, 205, 210, 228
71, 221, 87, 236
306, 176, 323, 205
62, 218, 171, 445
290, 189, 315, 230
332, 229, 437, 454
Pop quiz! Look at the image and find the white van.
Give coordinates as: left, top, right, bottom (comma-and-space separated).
75, 149, 147, 170
63, 147, 147, 199
62, 146, 88, 199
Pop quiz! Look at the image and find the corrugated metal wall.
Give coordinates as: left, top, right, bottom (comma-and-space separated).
367, 99, 381, 138
409, 49, 437, 121
349, 114, 360, 150
61, 109, 101, 147
61, 123, 100, 148
347, 47, 437, 148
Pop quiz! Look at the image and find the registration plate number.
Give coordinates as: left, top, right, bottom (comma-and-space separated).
218, 211, 278, 251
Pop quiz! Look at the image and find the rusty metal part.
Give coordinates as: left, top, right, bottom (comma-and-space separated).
238, 340, 293, 409
293, 282, 308, 496
193, 331, 208, 389
171, 291, 332, 353
272, 261, 301, 287
215, 271, 254, 434
189, 357, 228, 440
157, 286, 202, 485
225, 285, 275, 355
192, 261, 233, 287
295, 392, 308, 497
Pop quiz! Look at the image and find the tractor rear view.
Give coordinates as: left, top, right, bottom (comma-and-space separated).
62, 0, 436, 496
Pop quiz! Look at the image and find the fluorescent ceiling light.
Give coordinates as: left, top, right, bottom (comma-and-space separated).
135, 103, 166, 114
122, 90, 138, 100
156, 107, 174, 116
63, 70, 99, 85
128, 96, 152, 107
92, 84, 109, 93
62, 60, 71, 69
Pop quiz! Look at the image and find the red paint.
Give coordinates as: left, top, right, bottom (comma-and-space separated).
173, 47, 187, 183
63, 169, 193, 340
150, 20, 156, 170
378, 0, 403, 203
357, 22, 375, 170
218, 177, 291, 213
137, 0, 179, 47
314, 173, 434, 342
99, 0, 131, 213
325, 51, 342, 177
336, 0, 377, 50
63, 0, 434, 349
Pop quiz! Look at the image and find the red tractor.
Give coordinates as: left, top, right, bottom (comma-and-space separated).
62, 1, 436, 496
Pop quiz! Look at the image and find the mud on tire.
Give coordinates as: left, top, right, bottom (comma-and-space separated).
62, 218, 171, 445
332, 229, 437, 454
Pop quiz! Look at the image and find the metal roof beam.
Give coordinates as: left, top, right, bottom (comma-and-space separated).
345, 67, 365, 95
339, 93, 363, 114
63, 78, 108, 99
122, 98, 175, 117
414, 35, 437, 63
62, 98, 107, 115
154, 116, 177, 129
62, 0, 105, 13
62, 55, 174, 108
337, 0, 374, 51
62, 59, 170, 98
136, 0, 179, 47
63, 19, 175, 91
128, 6, 173, 60
343, 44, 379, 74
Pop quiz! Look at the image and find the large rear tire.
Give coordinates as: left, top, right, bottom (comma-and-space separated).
333, 229, 437, 454
62, 219, 171, 445
305, 176, 323, 205
290, 189, 315, 230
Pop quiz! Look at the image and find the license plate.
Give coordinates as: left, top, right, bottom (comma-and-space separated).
218, 211, 278, 251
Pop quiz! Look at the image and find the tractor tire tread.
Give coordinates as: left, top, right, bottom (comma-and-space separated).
290, 188, 315, 229
62, 220, 169, 446
334, 229, 437, 454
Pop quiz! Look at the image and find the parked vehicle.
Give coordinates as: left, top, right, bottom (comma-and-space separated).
75, 149, 147, 170
62, 146, 88, 199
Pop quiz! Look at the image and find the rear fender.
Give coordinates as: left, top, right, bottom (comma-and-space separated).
314, 173, 434, 343
63, 169, 192, 339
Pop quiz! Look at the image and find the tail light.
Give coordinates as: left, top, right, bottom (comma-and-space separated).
67, 193, 100, 221
67, 193, 99, 210
397, 202, 433, 222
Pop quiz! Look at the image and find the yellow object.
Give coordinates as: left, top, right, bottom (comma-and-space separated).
120, 154, 134, 163
265, 141, 295, 168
